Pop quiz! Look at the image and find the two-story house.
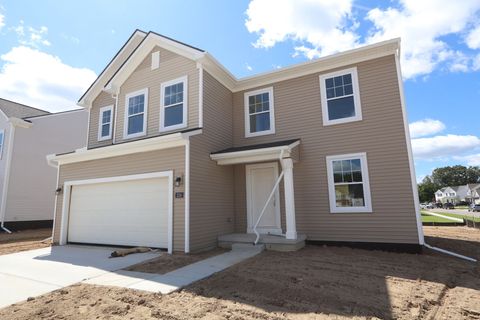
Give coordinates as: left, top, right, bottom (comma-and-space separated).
0, 98, 87, 232
47, 30, 423, 253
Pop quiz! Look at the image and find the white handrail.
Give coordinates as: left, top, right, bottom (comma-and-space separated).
253, 171, 285, 245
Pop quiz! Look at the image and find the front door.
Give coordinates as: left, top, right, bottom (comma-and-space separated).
246, 162, 282, 234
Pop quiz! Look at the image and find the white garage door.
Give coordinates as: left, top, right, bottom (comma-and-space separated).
67, 177, 169, 248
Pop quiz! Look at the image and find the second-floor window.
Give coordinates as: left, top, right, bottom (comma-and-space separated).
160, 76, 188, 131
320, 67, 362, 126
98, 105, 113, 141
124, 88, 148, 138
244, 87, 275, 137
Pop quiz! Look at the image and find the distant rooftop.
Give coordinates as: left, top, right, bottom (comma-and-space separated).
0, 98, 50, 119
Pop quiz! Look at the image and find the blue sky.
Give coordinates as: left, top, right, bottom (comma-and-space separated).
0, 0, 479, 181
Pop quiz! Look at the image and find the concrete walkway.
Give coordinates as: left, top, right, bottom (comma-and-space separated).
0, 245, 160, 309
85, 244, 264, 294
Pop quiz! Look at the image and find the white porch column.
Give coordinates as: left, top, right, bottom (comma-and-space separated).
282, 158, 297, 240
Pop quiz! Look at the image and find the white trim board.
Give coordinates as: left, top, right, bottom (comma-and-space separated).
160, 76, 188, 132
123, 88, 148, 139
244, 87, 275, 138
59, 171, 174, 254
245, 162, 282, 235
325, 152, 372, 213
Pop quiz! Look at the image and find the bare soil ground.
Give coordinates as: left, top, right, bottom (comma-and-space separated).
125, 248, 227, 274
0, 228, 51, 255
1, 226, 479, 320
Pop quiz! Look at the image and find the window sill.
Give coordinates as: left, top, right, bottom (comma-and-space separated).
160, 123, 188, 133
123, 131, 147, 140
245, 129, 275, 138
323, 115, 363, 126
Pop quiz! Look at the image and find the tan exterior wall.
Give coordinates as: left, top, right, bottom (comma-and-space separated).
86, 34, 144, 149
231, 55, 419, 244
88, 92, 115, 149
52, 147, 186, 251
6, 110, 88, 222
189, 71, 235, 251
113, 46, 199, 144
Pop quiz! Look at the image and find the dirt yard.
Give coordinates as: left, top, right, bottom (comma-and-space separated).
0, 229, 51, 255
125, 248, 227, 274
1, 226, 479, 319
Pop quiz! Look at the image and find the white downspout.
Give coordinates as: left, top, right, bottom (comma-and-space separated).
0, 122, 16, 233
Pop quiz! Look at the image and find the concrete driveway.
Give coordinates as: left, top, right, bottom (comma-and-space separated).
0, 245, 160, 309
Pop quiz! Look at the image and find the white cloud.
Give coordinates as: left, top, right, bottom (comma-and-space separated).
245, 63, 253, 71
455, 154, 480, 166
11, 21, 51, 47
0, 46, 97, 112
411, 134, 480, 159
245, 0, 358, 57
466, 24, 480, 49
0, 13, 5, 31
366, 0, 480, 78
245, 0, 480, 78
409, 119, 445, 138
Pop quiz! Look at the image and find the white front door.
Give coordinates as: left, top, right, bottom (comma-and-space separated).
246, 162, 282, 234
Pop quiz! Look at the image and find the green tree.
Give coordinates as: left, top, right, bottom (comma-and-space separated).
417, 176, 438, 203
431, 165, 480, 187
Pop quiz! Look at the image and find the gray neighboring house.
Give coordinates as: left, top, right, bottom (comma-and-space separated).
0, 98, 88, 231
435, 184, 480, 204
48, 30, 424, 253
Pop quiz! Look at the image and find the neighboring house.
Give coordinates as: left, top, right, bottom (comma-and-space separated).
435, 184, 480, 204
47, 30, 423, 253
0, 98, 88, 231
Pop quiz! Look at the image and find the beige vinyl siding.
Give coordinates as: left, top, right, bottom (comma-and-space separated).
52, 147, 186, 251
6, 111, 87, 222
88, 92, 115, 149
86, 35, 144, 150
115, 46, 199, 143
189, 71, 235, 251
231, 54, 419, 244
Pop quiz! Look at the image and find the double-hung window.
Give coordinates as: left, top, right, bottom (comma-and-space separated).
160, 76, 187, 131
320, 67, 362, 125
244, 87, 275, 137
124, 88, 148, 138
326, 153, 372, 213
98, 105, 113, 141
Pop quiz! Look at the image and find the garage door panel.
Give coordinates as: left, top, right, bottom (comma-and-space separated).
67, 177, 169, 248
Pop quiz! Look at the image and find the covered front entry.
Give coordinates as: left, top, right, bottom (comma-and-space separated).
246, 162, 282, 235
211, 139, 300, 241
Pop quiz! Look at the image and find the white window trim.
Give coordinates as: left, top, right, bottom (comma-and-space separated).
123, 88, 148, 139
320, 67, 362, 126
326, 152, 372, 213
160, 76, 188, 132
97, 105, 113, 141
0, 129, 4, 160
244, 86, 275, 138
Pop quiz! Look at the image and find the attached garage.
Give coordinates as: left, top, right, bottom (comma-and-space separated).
60, 172, 173, 252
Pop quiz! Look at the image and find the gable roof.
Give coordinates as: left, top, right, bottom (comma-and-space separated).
79, 30, 400, 109
78, 29, 147, 107
0, 98, 50, 119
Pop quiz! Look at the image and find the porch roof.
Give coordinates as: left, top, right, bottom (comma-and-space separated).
210, 139, 300, 165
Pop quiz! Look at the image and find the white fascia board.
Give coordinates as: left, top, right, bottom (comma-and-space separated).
105, 33, 205, 94
9, 117, 33, 128
47, 129, 202, 166
78, 30, 147, 109
211, 140, 300, 165
200, 38, 399, 93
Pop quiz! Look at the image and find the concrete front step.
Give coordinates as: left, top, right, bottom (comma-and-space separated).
218, 233, 306, 252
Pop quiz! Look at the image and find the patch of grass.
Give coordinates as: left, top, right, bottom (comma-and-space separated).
433, 211, 480, 223
421, 211, 456, 223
